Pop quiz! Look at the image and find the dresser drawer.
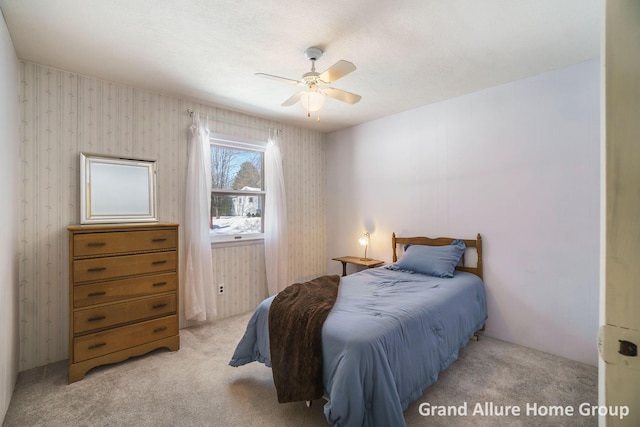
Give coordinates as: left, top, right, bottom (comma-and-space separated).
73, 315, 178, 363
73, 251, 177, 283
74, 294, 177, 334
73, 272, 176, 308
73, 229, 177, 257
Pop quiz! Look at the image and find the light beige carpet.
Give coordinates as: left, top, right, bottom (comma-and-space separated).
3, 311, 597, 426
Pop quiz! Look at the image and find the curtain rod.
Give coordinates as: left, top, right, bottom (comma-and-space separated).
187, 109, 282, 135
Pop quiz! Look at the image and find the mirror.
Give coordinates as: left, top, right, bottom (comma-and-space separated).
80, 153, 158, 224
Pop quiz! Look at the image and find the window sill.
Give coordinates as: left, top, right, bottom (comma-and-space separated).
210, 236, 264, 248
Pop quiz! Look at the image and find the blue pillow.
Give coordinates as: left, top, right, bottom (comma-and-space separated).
386, 240, 466, 278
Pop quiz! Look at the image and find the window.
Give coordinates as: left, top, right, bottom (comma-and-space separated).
209, 134, 266, 243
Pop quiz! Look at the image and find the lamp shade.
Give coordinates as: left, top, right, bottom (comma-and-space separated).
300, 91, 325, 112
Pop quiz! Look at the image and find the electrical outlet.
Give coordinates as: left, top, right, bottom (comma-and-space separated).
218, 284, 225, 295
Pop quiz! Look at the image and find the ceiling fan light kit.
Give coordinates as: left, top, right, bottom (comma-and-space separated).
256, 47, 361, 120
300, 90, 325, 115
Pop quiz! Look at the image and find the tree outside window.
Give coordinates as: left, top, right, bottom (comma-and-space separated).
210, 136, 265, 241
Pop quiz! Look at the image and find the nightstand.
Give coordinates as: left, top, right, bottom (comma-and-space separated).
332, 256, 384, 277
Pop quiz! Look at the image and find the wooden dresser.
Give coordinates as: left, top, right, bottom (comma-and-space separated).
68, 223, 180, 383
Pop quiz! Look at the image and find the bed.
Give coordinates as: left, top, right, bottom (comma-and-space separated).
229, 233, 487, 427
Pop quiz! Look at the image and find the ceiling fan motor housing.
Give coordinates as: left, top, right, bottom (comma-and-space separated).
303, 71, 321, 84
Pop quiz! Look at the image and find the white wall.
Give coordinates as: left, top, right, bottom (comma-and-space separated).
326, 60, 600, 366
0, 8, 20, 424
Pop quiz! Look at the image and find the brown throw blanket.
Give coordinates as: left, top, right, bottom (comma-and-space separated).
268, 275, 341, 403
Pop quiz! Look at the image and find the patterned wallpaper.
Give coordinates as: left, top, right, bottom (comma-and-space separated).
18, 61, 327, 371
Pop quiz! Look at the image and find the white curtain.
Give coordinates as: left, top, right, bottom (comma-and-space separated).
264, 131, 288, 296
184, 113, 216, 321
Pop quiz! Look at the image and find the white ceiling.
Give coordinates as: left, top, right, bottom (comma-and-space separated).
0, 0, 600, 133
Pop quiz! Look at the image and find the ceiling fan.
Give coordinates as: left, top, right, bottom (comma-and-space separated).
256, 47, 361, 119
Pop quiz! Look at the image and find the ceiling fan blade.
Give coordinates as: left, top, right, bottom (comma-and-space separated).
281, 91, 304, 106
255, 73, 302, 86
323, 87, 361, 104
319, 60, 356, 84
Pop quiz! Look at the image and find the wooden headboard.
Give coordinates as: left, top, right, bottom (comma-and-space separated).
391, 233, 483, 280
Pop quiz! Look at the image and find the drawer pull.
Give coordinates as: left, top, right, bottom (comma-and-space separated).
153, 326, 168, 333
88, 342, 106, 350
152, 281, 167, 287
152, 238, 167, 242
152, 260, 167, 265
87, 242, 106, 247
88, 291, 106, 297
152, 303, 168, 309
88, 315, 106, 322
87, 267, 106, 272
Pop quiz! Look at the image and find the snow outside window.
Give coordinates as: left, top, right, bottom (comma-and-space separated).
209, 134, 266, 243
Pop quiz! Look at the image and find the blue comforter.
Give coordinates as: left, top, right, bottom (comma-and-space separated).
229, 267, 487, 426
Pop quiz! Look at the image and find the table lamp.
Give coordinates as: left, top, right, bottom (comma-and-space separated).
359, 232, 370, 261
